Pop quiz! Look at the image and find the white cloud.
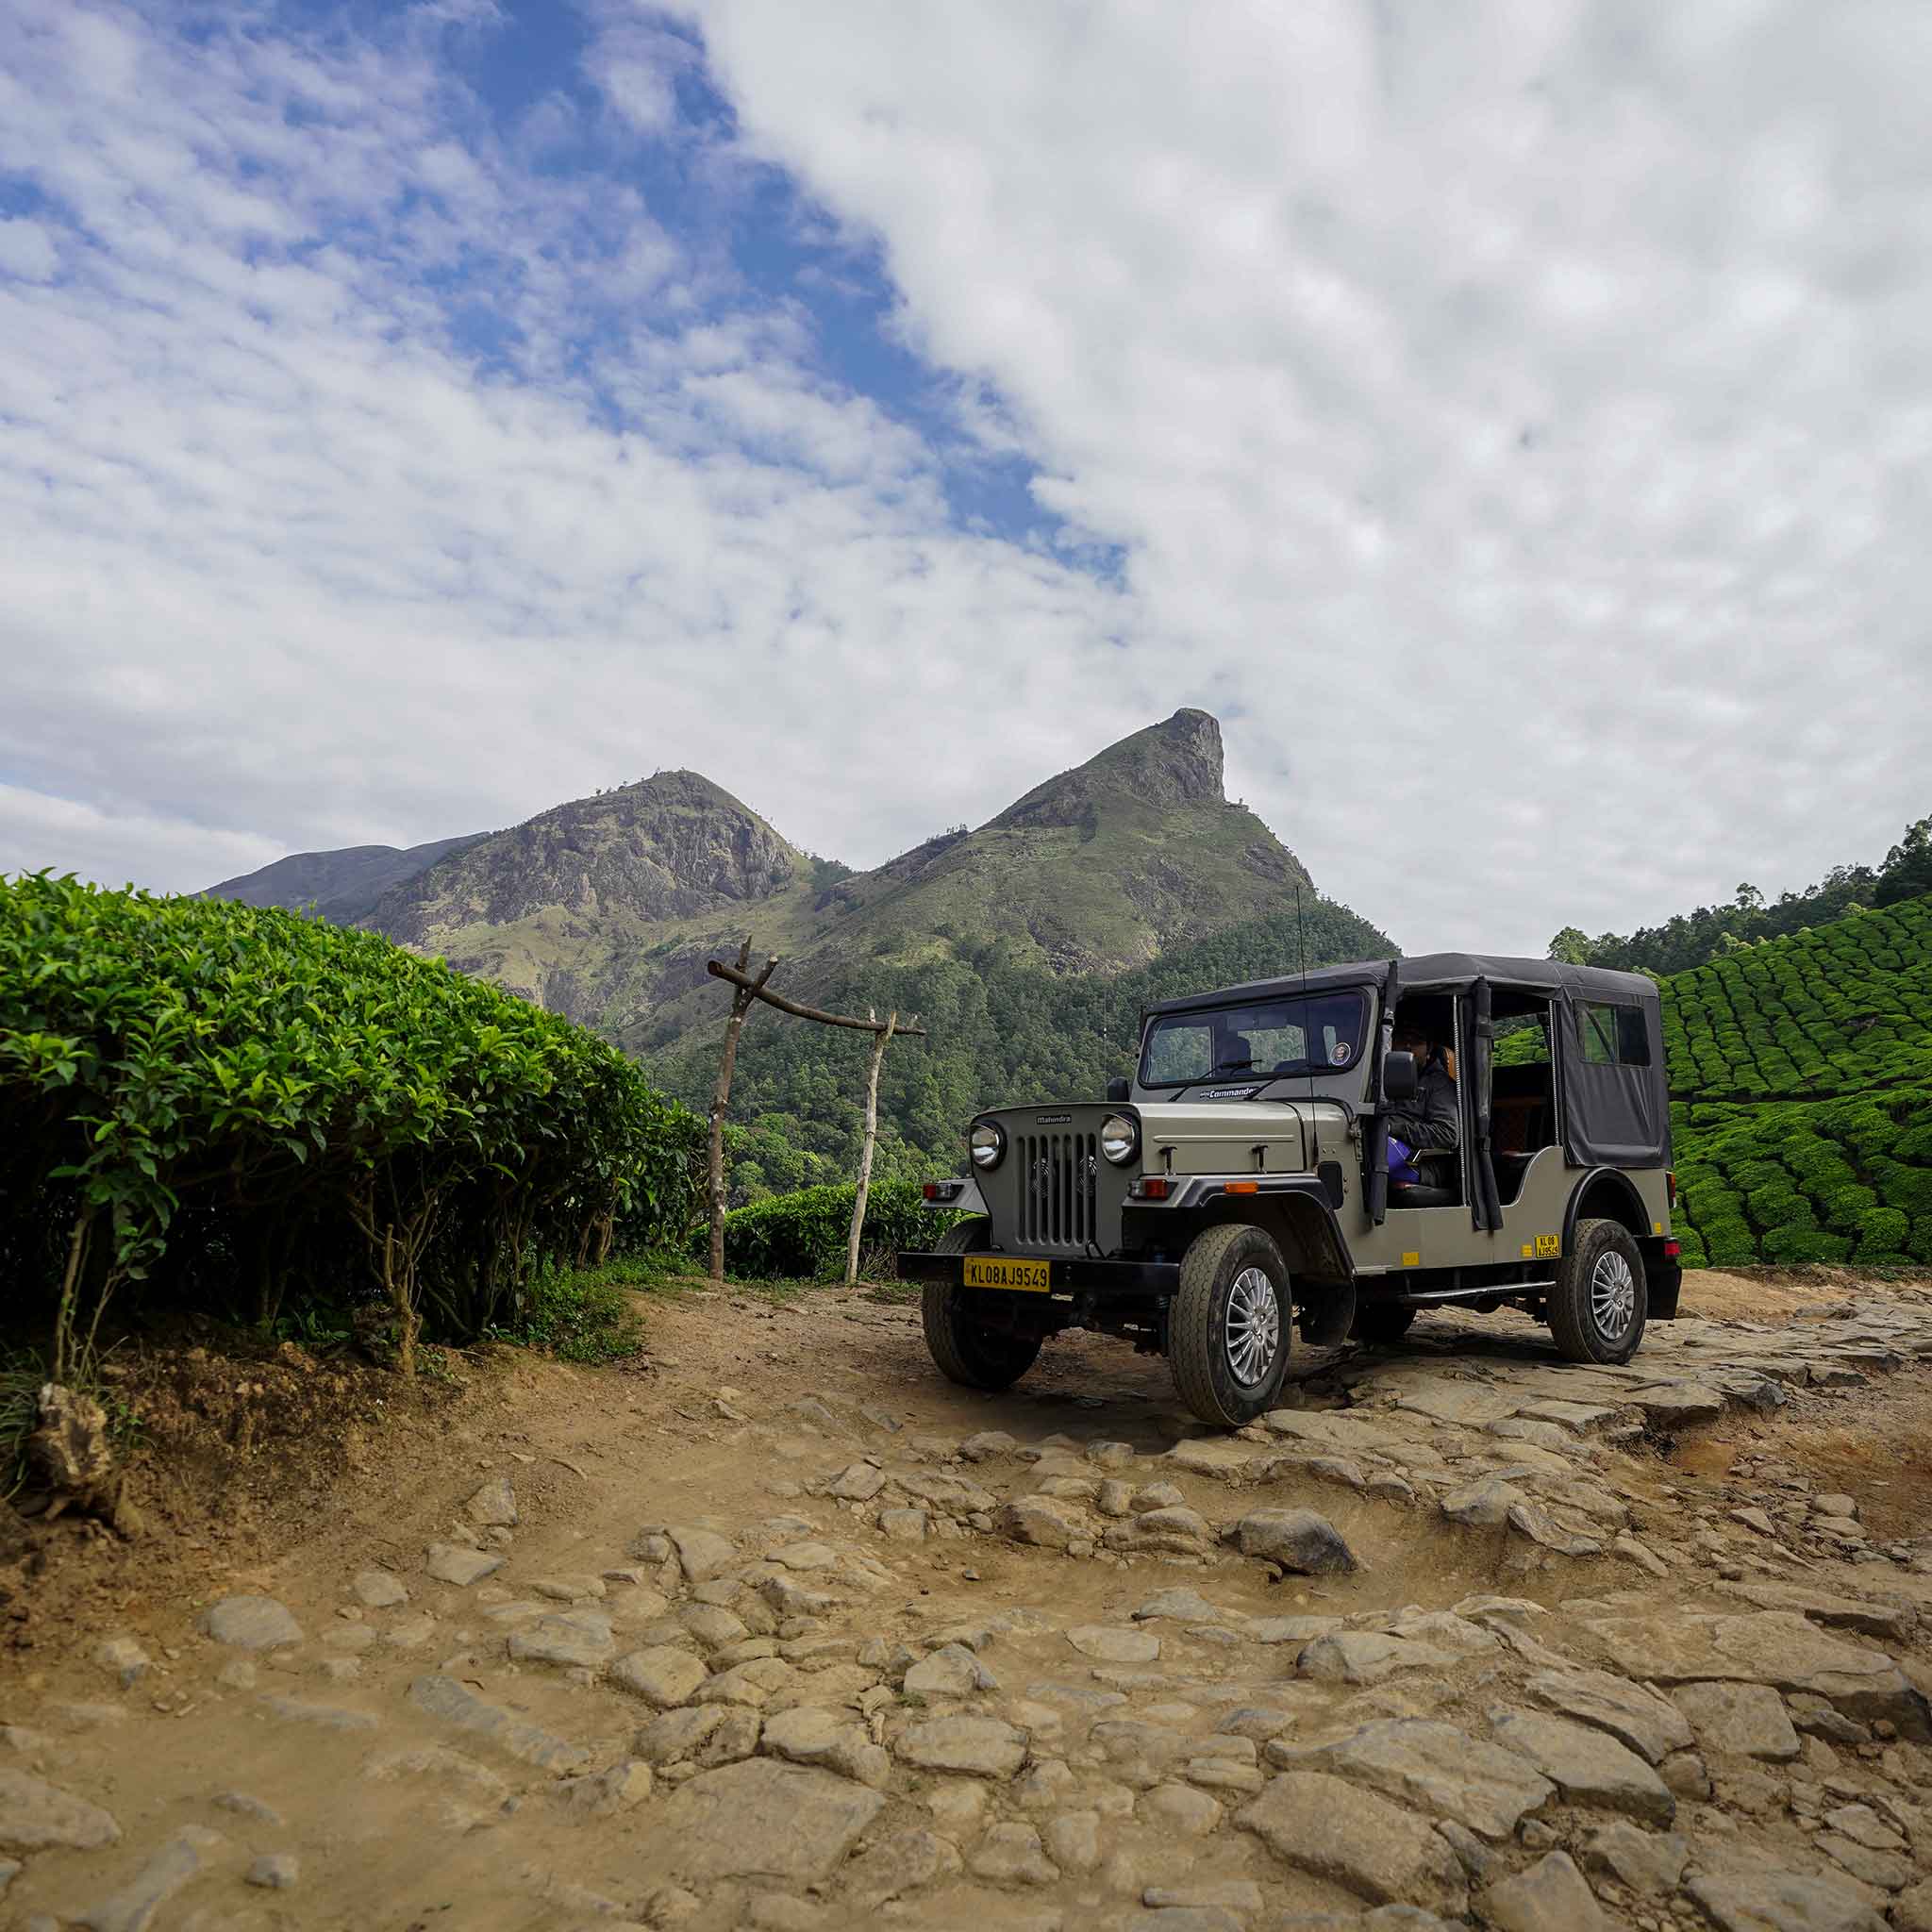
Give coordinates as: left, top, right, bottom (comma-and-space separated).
674, 0, 1932, 948
3, 0, 1929, 966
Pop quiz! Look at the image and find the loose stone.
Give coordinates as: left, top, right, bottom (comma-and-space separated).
464, 1475, 518, 1525
1670, 1680, 1802, 1761
1489, 1710, 1675, 1824
246, 1852, 299, 1889
1238, 1770, 1467, 1916
353, 1568, 409, 1608
1478, 1849, 1616, 1932
425, 1544, 504, 1588
197, 1595, 303, 1650
1232, 1507, 1358, 1574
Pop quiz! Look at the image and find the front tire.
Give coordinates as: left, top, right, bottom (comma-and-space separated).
921, 1218, 1043, 1392
1549, 1218, 1648, 1364
1169, 1224, 1292, 1426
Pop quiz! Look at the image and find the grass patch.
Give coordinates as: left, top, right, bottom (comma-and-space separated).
484, 1259, 653, 1364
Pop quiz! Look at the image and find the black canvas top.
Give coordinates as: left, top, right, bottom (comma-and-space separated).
1142, 953, 1658, 1018
1142, 951, 1670, 1170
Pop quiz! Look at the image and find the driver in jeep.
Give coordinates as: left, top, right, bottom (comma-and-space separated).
1389, 1022, 1458, 1152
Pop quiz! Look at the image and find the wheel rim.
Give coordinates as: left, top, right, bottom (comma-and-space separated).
1225, 1266, 1281, 1386
1590, 1249, 1637, 1341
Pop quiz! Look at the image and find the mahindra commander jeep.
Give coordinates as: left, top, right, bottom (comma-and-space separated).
900, 954, 1682, 1426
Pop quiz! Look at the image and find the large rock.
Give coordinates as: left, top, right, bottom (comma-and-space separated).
425, 1544, 503, 1588
0, 1768, 121, 1851
641, 1757, 884, 1882
1298, 1631, 1453, 1686
667, 1524, 738, 1583
1295, 1720, 1552, 1841
198, 1595, 303, 1650
1585, 1609, 1930, 1739
904, 1642, 997, 1698
997, 1496, 1092, 1549
895, 1714, 1029, 1778
1237, 1770, 1467, 1916
1067, 1624, 1160, 1663
1232, 1508, 1358, 1574
1721, 1580, 1911, 1643
507, 1610, 614, 1670
1440, 1476, 1528, 1528
1489, 1711, 1674, 1824
1686, 1865, 1889, 1932
1524, 1668, 1694, 1765
758, 1706, 891, 1789
1579, 1821, 1690, 1894
1670, 1680, 1801, 1761
613, 1647, 709, 1708
1479, 1850, 1616, 1932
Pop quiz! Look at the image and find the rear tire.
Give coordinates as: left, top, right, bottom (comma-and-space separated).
1549, 1217, 1648, 1364
1350, 1302, 1417, 1347
921, 1217, 1043, 1392
1169, 1224, 1292, 1427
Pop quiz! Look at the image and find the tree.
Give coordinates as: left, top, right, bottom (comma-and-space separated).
1735, 883, 1764, 913
1547, 927, 1591, 965
1876, 816, 1932, 908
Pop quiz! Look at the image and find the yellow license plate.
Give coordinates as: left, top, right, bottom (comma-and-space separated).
963, 1255, 1051, 1291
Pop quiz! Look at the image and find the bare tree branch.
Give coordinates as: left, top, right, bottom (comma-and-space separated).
706, 958, 928, 1036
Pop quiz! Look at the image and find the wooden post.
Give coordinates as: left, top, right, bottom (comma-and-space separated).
708, 938, 777, 1283
845, 1010, 896, 1287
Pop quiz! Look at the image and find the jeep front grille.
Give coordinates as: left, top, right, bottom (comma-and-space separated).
1015, 1131, 1098, 1251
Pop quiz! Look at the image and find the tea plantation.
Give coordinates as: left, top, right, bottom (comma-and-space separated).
1666, 895, 1932, 1268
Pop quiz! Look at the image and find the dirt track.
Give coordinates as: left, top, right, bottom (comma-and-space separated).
5, 1272, 1932, 1931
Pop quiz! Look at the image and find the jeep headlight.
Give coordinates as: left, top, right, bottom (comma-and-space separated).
1100, 1112, 1140, 1165
969, 1120, 1006, 1170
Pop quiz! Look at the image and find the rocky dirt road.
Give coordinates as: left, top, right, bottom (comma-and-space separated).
7, 1272, 1932, 1932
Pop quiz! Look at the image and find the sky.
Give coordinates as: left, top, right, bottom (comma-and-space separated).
3, 0, 1929, 957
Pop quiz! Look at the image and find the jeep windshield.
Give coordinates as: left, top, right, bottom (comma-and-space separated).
1140, 989, 1371, 1092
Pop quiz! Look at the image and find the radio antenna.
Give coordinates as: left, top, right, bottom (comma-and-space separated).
1297, 883, 1315, 1109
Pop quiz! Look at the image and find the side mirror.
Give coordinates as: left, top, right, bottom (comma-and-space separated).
1382, 1050, 1417, 1104
1105, 1076, 1131, 1103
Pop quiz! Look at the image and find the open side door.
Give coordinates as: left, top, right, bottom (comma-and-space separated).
1467, 978, 1505, 1233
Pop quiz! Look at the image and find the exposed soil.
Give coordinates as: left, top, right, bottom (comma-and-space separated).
3, 1272, 1931, 1930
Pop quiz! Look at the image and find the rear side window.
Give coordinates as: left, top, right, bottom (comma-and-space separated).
1578, 1002, 1650, 1066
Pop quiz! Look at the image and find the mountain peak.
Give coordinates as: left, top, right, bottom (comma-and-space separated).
992, 708, 1224, 831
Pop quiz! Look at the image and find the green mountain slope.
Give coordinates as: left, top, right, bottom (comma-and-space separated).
202, 833, 484, 924
1667, 895, 1932, 1268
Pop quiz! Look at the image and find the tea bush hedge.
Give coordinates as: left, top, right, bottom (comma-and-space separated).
715, 1178, 955, 1281
0, 874, 707, 1365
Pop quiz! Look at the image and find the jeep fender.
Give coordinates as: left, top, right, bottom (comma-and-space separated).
1561, 1168, 1649, 1249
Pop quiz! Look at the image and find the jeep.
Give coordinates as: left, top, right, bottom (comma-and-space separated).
900, 953, 1682, 1426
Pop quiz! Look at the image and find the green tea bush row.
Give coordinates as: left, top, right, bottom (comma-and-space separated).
1662, 898, 1931, 1103
714, 1179, 957, 1281
1670, 1084, 1932, 1268
0, 874, 708, 1367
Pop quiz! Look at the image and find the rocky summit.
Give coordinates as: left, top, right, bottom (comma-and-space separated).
8, 1274, 1932, 1928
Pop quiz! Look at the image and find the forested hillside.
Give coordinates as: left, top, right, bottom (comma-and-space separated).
1548, 815, 1930, 977
1668, 895, 1932, 1268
